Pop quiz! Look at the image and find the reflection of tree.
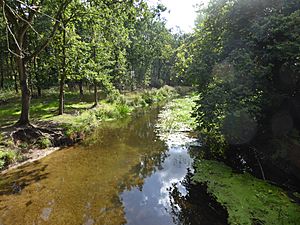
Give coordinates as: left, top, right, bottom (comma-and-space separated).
119, 149, 168, 192
0, 161, 49, 195
85, 106, 169, 192
169, 170, 228, 225
84, 106, 163, 148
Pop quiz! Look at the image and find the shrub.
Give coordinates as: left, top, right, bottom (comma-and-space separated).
37, 137, 52, 149
116, 104, 132, 118
106, 89, 121, 103
132, 95, 147, 107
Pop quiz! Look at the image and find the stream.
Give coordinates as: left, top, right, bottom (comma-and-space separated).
0, 106, 227, 225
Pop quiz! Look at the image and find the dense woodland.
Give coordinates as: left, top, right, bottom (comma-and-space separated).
1, 0, 300, 183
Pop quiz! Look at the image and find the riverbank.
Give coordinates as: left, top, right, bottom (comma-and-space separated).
157, 95, 300, 225
0, 86, 184, 172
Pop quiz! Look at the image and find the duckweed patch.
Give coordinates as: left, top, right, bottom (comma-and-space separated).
193, 160, 300, 225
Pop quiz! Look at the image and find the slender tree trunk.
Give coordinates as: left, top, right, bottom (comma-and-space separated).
93, 79, 98, 107
58, 73, 65, 115
79, 79, 84, 100
9, 56, 18, 93
29, 64, 33, 95
34, 57, 42, 97
59, 29, 66, 115
0, 54, 3, 89
15, 30, 31, 126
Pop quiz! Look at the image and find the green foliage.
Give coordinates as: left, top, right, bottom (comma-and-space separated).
37, 137, 52, 149
18, 142, 29, 149
0, 89, 18, 103
126, 4, 179, 88
115, 104, 131, 118
0, 150, 17, 170
190, 0, 300, 157
140, 85, 177, 105
130, 95, 147, 107
193, 160, 300, 225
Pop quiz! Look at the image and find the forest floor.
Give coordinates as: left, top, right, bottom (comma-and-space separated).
0, 86, 185, 172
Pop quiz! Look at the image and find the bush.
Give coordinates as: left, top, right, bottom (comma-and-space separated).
106, 89, 121, 103
131, 95, 147, 107
141, 89, 156, 104
116, 104, 132, 118
37, 137, 52, 149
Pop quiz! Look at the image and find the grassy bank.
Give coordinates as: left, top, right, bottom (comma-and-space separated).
0, 86, 179, 170
53, 86, 179, 139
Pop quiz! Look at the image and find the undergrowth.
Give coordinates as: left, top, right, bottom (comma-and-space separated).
0, 149, 18, 170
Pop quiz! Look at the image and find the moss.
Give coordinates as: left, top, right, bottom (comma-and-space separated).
193, 160, 300, 225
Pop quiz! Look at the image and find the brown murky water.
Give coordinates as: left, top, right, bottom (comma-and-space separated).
0, 107, 227, 225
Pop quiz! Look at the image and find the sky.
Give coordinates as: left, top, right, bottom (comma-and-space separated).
147, 0, 209, 33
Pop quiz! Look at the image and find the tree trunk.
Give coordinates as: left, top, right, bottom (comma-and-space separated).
15, 30, 31, 126
58, 29, 66, 115
16, 55, 31, 126
93, 79, 98, 107
58, 73, 65, 115
0, 55, 3, 89
9, 56, 18, 93
79, 79, 84, 100
34, 57, 42, 97
29, 64, 33, 95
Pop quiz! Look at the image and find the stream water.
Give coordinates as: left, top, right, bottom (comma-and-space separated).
0, 106, 227, 225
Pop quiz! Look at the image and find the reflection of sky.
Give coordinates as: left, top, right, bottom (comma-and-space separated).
120, 134, 194, 225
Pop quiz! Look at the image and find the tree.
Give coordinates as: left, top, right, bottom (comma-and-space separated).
1, 0, 72, 125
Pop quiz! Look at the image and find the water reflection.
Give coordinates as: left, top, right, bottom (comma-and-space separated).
0, 106, 227, 225
169, 172, 228, 225
120, 127, 196, 225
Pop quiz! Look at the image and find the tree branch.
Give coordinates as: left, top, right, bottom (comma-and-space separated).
0, 0, 18, 25
25, 0, 72, 62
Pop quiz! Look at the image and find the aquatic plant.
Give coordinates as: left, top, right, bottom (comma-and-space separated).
193, 160, 300, 225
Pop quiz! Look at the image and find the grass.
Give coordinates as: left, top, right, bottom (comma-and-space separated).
193, 160, 300, 225
0, 88, 95, 126
0, 86, 178, 128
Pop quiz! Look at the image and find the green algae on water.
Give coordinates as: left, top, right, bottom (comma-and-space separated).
193, 160, 300, 225
156, 95, 197, 140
